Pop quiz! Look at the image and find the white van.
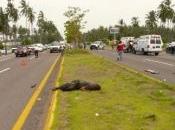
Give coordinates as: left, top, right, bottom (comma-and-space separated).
121, 37, 135, 45
133, 35, 163, 56
121, 37, 135, 52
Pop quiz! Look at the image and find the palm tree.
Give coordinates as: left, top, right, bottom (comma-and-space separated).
38, 11, 44, 21
158, 0, 174, 28
20, 0, 29, 29
27, 7, 35, 43
0, 7, 4, 33
0, 10, 9, 54
145, 10, 158, 32
119, 19, 125, 27
38, 11, 45, 43
158, 2, 166, 27
6, 0, 19, 44
131, 17, 139, 27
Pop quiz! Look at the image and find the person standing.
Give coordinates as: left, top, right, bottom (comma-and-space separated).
116, 41, 125, 61
34, 48, 39, 58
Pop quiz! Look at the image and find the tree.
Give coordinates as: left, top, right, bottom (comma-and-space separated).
20, 0, 29, 29
145, 10, 158, 32
37, 11, 45, 42
131, 17, 139, 27
64, 7, 88, 47
37, 20, 62, 44
0, 8, 9, 41
119, 19, 125, 27
27, 7, 35, 36
158, 0, 174, 28
6, 0, 19, 43
18, 26, 29, 41
0, 42, 4, 49
0, 7, 4, 33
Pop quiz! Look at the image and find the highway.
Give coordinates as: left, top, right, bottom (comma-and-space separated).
0, 49, 175, 130
93, 50, 175, 84
0, 51, 59, 130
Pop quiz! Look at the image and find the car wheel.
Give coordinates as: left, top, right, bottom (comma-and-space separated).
155, 52, 159, 56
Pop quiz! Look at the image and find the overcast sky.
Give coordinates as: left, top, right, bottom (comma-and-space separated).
0, 0, 172, 36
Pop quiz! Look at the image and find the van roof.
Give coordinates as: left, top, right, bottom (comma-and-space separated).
140, 35, 161, 37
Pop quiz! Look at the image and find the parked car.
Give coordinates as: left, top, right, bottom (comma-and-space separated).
30, 44, 43, 52
166, 42, 175, 54
50, 42, 63, 53
15, 46, 31, 57
90, 41, 105, 50
11, 47, 17, 53
132, 35, 163, 56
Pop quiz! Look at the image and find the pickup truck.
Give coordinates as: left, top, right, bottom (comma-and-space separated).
50, 44, 63, 53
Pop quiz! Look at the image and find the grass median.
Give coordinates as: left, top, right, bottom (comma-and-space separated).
52, 50, 175, 130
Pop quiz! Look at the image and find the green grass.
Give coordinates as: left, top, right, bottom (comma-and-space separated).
52, 51, 175, 130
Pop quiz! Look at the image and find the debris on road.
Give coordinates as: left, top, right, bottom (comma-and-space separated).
31, 84, 37, 88
37, 98, 41, 101
163, 79, 167, 82
144, 69, 159, 74
52, 80, 101, 91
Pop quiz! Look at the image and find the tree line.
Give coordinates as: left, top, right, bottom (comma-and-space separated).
0, 0, 63, 48
83, 0, 175, 45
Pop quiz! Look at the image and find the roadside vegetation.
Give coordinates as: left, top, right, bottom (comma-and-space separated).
83, 0, 175, 45
52, 50, 175, 130
0, 0, 63, 46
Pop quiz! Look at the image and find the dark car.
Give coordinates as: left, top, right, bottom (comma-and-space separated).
166, 42, 175, 54
15, 47, 31, 57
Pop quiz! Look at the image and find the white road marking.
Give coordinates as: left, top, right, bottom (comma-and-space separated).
144, 59, 175, 67
0, 68, 11, 74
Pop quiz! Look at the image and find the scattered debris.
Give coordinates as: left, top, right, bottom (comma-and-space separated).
52, 80, 101, 92
37, 98, 41, 101
31, 84, 37, 88
144, 69, 159, 74
163, 79, 167, 82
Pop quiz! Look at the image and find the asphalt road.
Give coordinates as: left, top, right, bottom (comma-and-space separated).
93, 50, 175, 84
0, 51, 59, 130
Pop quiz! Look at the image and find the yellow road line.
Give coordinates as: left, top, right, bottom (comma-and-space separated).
12, 56, 60, 130
44, 57, 64, 130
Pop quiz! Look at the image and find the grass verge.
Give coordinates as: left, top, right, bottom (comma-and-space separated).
52, 50, 175, 130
